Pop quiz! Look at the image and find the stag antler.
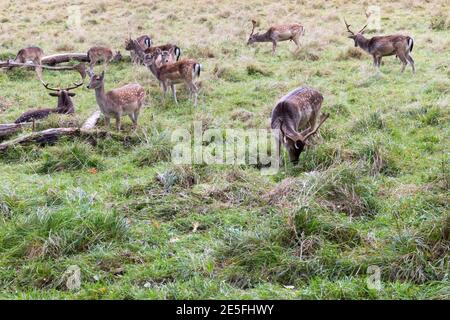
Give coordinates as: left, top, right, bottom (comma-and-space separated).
40, 67, 84, 92
302, 113, 330, 141
344, 18, 354, 35
358, 24, 368, 34
250, 19, 257, 36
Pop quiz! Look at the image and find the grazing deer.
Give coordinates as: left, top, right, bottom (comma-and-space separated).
86, 70, 146, 131
15, 80, 82, 123
143, 48, 201, 106
87, 46, 122, 72
145, 44, 181, 62
344, 19, 415, 73
271, 87, 329, 164
247, 20, 305, 55
10, 46, 45, 79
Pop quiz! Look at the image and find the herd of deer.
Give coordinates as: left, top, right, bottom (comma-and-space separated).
6, 18, 416, 164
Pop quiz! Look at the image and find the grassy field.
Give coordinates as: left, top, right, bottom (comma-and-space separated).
0, 0, 449, 299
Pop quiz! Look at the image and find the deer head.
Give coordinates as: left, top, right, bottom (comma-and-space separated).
247, 20, 259, 45
40, 78, 83, 112
86, 70, 105, 89
344, 19, 368, 47
280, 113, 329, 162
113, 51, 123, 62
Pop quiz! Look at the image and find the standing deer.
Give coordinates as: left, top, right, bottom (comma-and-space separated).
86, 70, 146, 131
9, 46, 45, 79
143, 48, 201, 106
145, 44, 181, 61
247, 20, 305, 54
271, 87, 329, 164
125, 35, 152, 64
87, 47, 122, 72
344, 19, 415, 73
15, 80, 82, 123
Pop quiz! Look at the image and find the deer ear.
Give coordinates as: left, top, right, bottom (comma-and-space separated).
48, 92, 59, 97
68, 92, 76, 97
100, 71, 105, 79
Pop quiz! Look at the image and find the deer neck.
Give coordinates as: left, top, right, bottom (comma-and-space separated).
355, 35, 370, 53
253, 31, 272, 43
148, 62, 162, 80
94, 84, 108, 110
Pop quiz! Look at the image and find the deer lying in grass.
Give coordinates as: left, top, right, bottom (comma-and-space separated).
86, 70, 146, 131
15, 80, 82, 123
9, 46, 44, 79
247, 20, 305, 54
143, 48, 201, 106
271, 87, 329, 164
344, 19, 415, 73
87, 47, 122, 72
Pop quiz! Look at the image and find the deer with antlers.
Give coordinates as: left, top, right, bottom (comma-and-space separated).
247, 20, 305, 55
15, 79, 83, 124
86, 70, 146, 131
344, 19, 415, 73
271, 87, 329, 164
87, 47, 122, 72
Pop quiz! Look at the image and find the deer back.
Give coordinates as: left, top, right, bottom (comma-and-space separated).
87, 47, 113, 62
15, 46, 44, 63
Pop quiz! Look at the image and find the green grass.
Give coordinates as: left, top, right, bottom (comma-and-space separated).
0, 0, 449, 299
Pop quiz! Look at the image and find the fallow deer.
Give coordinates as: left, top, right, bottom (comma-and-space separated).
125, 35, 152, 64
86, 70, 146, 131
271, 87, 329, 164
87, 46, 122, 72
143, 48, 201, 106
247, 20, 305, 55
9, 46, 45, 79
344, 19, 415, 73
145, 44, 181, 62
15, 80, 82, 123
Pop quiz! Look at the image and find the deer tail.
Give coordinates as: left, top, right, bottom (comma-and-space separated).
193, 63, 201, 78
407, 37, 414, 53
175, 46, 181, 61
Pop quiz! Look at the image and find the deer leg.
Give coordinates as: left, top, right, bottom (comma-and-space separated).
397, 52, 408, 73
115, 115, 121, 131
292, 35, 301, 51
406, 55, 415, 74
377, 57, 382, 68
171, 84, 178, 105
105, 116, 111, 129
272, 41, 277, 55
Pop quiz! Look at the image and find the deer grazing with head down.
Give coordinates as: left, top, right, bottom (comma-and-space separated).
87, 46, 122, 72
9, 46, 45, 79
86, 70, 146, 131
271, 87, 329, 164
344, 19, 415, 73
134, 41, 200, 106
247, 20, 305, 55
15, 79, 83, 124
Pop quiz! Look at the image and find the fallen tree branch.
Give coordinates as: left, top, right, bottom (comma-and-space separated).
0, 123, 32, 138
41, 53, 89, 65
0, 60, 83, 71
0, 127, 139, 151
82, 111, 101, 130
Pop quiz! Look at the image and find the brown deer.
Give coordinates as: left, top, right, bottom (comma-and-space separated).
87, 47, 122, 72
145, 44, 181, 62
86, 70, 146, 131
9, 46, 45, 79
271, 87, 329, 164
344, 19, 415, 73
247, 20, 305, 54
15, 80, 82, 123
125, 35, 152, 64
143, 48, 201, 106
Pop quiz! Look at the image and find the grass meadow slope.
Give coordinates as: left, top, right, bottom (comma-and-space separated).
0, 0, 449, 299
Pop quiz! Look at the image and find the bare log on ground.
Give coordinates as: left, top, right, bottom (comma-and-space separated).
41, 53, 89, 65
0, 123, 32, 138
81, 111, 101, 130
